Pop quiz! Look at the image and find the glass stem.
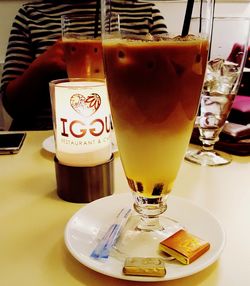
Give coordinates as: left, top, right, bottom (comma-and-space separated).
133, 194, 168, 231
136, 216, 163, 231
199, 127, 221, 153
201, 142, 215, 152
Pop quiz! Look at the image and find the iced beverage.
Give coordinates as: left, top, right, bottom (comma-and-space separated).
103, 38, 208, 197
199, 59, 239, 141
63, 39, 104, 79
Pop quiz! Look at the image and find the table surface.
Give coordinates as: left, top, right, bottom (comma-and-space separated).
0, 130, 249, 286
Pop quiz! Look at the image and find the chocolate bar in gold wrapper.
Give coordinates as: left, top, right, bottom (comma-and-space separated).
159, 229, 210, 265
123, 257, 166, 277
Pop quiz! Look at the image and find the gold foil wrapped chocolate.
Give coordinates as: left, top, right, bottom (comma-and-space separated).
123, 257, 166, 277
159, 229, 210, 265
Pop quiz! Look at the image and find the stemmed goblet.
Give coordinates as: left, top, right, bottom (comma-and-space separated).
101, 0, 214, 257
185, 17, 250, 166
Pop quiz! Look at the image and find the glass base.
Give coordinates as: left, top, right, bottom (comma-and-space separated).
111, 214, 182, 261
185, 149, 232, 166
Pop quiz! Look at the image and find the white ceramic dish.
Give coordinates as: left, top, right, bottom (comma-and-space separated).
64, 193, 225, 282
42, 135, 55, 154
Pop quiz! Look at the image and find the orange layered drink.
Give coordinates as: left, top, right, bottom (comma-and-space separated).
103, 37, 208, 198
63, 38, 104, 79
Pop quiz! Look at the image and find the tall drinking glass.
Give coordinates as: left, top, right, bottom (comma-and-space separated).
185, 17, 250, 166
61, 14, 104, 79
102, 0, 214, 257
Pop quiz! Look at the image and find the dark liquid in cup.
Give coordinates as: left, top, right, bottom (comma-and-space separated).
63, 39, 104, 79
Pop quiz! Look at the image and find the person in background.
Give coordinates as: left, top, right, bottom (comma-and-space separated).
0, 0, 167, 131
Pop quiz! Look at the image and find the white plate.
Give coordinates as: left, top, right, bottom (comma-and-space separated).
64, 193, 225, 282
42, 135, 56, 154
42, 134, 118, 154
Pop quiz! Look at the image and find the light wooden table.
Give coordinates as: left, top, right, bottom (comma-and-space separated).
0, 130, 249, 286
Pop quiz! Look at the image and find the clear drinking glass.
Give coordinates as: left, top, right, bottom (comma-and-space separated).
61, 14, 104, 79
185, 17, 250, 166
101, 0, 214, 257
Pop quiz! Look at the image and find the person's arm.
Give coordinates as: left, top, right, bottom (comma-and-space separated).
3, 41, 66, 118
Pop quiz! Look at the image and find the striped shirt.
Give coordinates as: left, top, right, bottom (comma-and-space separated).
1, 0, 167, 130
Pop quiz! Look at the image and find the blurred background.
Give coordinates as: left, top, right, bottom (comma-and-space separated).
0, 0, 249, 130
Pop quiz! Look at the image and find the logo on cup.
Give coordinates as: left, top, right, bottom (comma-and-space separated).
70, 93, 101, 117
